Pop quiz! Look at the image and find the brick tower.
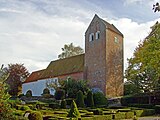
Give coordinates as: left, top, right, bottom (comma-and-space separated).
85, 14, 124, 97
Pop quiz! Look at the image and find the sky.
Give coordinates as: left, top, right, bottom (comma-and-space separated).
0, 0, 160, 73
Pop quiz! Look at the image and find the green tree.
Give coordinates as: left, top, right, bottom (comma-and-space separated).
125, 22, 160, 93
67, 100, 81, 118
58, 43, 84, 59
76, 90, 85, 108
0, 66, 15, 119
61, 77, 89, 98
6, 63, 29, 96
86, 90, 94, 107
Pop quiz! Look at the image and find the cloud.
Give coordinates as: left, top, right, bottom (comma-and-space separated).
0, 0, 159, 73
108, 17, 160, 68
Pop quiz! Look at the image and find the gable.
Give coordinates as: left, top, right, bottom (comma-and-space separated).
85, 14, 123, 37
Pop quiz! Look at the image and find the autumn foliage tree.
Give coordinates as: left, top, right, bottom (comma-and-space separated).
6, 63, 29, 96
125, 22, 160, 93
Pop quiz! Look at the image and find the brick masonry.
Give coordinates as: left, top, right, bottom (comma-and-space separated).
85, 15, 124, 97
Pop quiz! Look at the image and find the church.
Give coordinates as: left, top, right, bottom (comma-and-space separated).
22, 14, 124, 97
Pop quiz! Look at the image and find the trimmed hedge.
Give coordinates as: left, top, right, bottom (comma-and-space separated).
60, 100, 66, 109
26, 90, 32, 97
20, 105, 30, 111
93, 92, 107, 107
28, 111, 43, 120
86, 91, 94, 107
55, 89, 65, 100
49, 103, 60, 109
76, 90, 85, 108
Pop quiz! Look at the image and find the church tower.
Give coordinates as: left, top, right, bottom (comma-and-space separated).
85, 14, 124, 97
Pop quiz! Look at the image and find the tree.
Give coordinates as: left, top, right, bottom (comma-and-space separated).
6, 63, 29, 96
125, 22, 160, 93
58, 43, 84, 59
61, 77, 89, 98
0, 65, 15, 119
153, 2, 160, 12
67, 100, 81, 118
86, 90, 94, 107
76, 90, 85, 108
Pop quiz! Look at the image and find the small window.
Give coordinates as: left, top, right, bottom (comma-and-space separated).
89, 33, 94, 42
114, 37, 119, 43
96, 31, 100, 39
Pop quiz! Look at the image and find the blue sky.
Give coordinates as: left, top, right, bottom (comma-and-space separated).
0, 0, 159, 72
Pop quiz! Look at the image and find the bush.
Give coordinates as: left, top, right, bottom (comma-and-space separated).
20, 105, 30, 111
155, 105, 160, 114
88, 108, 103, 115
93, 92, 107, 107
125, 111, 134, 119
76, 90, 85, 108
42, 88, 50, 95
49, 103, 60, 109
26, 90, 32, 97
86, 91, 94, 107
18, 94, 25, 98
60, 100, 66, 109
114, 112, 125, 119
55, 89, 65, 100
142, 109, 155, 116
67, 100, 81, 118
65, 98, 73, 106
28, 111, 43, 120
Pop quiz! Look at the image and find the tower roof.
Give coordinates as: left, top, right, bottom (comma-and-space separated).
85, 14, 123, 37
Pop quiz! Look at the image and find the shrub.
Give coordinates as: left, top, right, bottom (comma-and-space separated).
155, 105, 160, 114
42, 88, 50, 95
42, 94, 51, 98
76, 90, 85, 108
18, 94, 25, 98
114, 112, 125, 119
86, 91, 94, 107
65, 98, 73, 106
55, 89, 65, 100
67, 100, 81, 118
142, 109, 155, 116
26, 90, 32, 97
90, 108, 103, 115
28, 111, 43, 120
133, 109, 144, 117
20, 105, 30, 111
93, 92, 107, 107
49, 103, 60, 109
125, 111, 134, 119
60, 100, 66, 109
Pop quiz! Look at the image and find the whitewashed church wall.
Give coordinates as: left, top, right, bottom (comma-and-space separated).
22, 77, 58, 96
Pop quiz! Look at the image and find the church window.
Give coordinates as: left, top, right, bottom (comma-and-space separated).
96, 31, 100, 39
114, 37, 119, 43
89, 33, 94, 41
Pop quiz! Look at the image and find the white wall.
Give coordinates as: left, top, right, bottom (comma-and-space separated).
22, 78, 58, 96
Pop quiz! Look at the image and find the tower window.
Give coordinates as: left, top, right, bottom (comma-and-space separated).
114, 37, 119, 43
96, 31, 100, 39
89, 33, 94, 42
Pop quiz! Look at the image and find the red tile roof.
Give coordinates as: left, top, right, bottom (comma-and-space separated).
23, 69, 45, 83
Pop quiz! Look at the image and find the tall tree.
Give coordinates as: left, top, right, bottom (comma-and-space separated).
125, 22, 160, 93
6, 63, 30, 96
0, 66, 15, 119
58, 43, 84, 59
